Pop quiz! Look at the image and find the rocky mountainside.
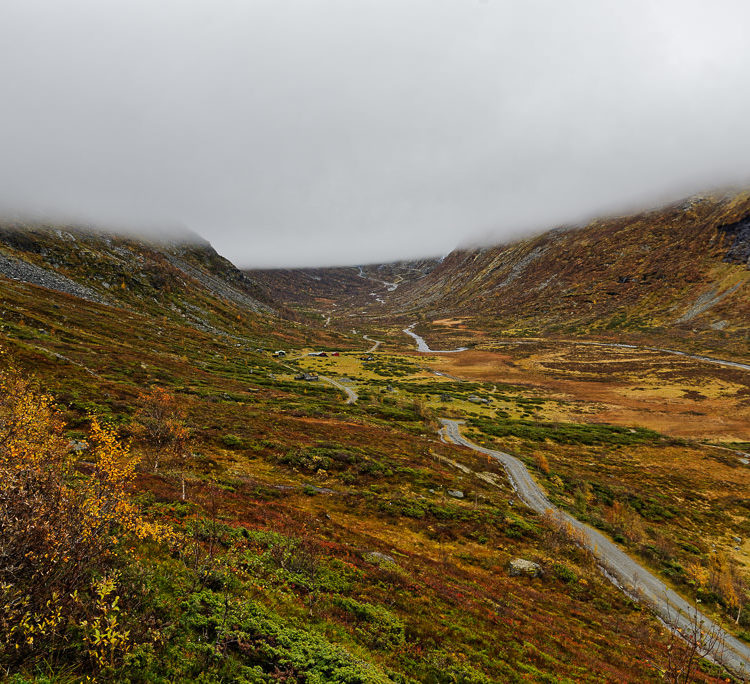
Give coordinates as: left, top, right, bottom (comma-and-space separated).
0, 224, 300, 338
380, 192, 750, 352
245, 258, 440, 313
0, 224, 277, 309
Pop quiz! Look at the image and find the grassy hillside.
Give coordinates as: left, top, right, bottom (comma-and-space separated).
0, 225, 733, 682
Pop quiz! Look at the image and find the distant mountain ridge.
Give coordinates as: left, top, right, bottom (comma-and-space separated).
0, 223, 301, 345
239, 191, 750, 354
245, 258, 440, 311
3, 190, 750, 354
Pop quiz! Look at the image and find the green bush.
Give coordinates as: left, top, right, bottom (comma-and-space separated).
277, 445, 394, 480
505, 514, 537, 539
158, 587, 396, 683
552, 563, 578, 584
333, 597, 406, 650
221, 434, 244, 448
468, 417, 660, 446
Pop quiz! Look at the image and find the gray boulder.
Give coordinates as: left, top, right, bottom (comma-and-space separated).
68, 439, 89, 454
363, 551, 397, 566
447, 489, 464, 499
508, 558, 542, 578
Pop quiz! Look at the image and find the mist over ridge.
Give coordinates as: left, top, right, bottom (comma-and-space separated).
2, 1, 750, 267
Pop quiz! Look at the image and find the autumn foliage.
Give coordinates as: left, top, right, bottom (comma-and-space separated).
687, 552, 748, 624
533, 450, 550, 475
133, 386, 190, 473
0, 357, 168, 670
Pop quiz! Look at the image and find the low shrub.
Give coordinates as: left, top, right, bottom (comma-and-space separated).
221, 434, 244, 448
333, 597, 406, 650
468, 417, 660, 446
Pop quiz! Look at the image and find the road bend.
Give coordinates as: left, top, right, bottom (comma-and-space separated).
440, 418, 750, 678
320, 376, 358, 404
363, 334, 382, 353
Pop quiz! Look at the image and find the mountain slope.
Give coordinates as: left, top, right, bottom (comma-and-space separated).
246, 259, 440, 314
0, 224, 705, 682
0, 224, 298, 338
0, 224, 278, 309
383, 192, 750, 353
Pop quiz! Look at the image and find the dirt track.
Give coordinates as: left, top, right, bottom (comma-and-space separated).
440, 418, 750, 679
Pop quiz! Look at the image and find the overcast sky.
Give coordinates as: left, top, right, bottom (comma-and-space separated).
2, 1, 750, 267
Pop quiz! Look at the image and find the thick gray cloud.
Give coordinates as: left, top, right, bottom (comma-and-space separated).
2, 1, 750, 267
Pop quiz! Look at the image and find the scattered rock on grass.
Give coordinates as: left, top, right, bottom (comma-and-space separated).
363, 551, 396, 566
508, 558, 542, 578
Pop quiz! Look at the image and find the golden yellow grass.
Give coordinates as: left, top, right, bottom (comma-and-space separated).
429, 348, 750, 442
431, 318, 466, 327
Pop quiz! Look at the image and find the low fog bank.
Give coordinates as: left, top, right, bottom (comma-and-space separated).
2, 1, 750, 268
452, 183, 750, 256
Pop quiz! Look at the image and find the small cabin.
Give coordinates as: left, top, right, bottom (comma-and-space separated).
272, 350, 286, 357
295, 372, 319, 381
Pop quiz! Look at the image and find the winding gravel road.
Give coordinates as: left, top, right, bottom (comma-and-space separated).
403, 324, 467, 353
558, 340, 750, 373
440, 418, 750, 678
363, 334, 382, 353
402, 321, 750, 374
632, 346, 750, 373
320, 375, 358, 404
279, 359, 358, 404
486, 337, 750, 374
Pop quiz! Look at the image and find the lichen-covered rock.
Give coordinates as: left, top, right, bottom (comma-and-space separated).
447, 489, 464, 499
68, 439, 89, 454
719, 215, 750, 266
363, 551, 396, 566
508, 558, 542, 577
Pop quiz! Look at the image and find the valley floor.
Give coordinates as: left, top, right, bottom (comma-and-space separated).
2, 272, 749, 682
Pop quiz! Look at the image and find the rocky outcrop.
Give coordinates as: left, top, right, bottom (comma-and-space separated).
0, 224, 282, 322
718, 215, 750, 266
675, 281, 745, 323
508, 558, 543, 578
363, 551, 397, 566
164, 254, 273, 314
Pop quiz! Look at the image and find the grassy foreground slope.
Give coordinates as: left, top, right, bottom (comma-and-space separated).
0, 227, 731, 682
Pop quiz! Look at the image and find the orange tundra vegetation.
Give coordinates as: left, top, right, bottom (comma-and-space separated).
0, 350, 736, 682
2, 210, 747, 679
